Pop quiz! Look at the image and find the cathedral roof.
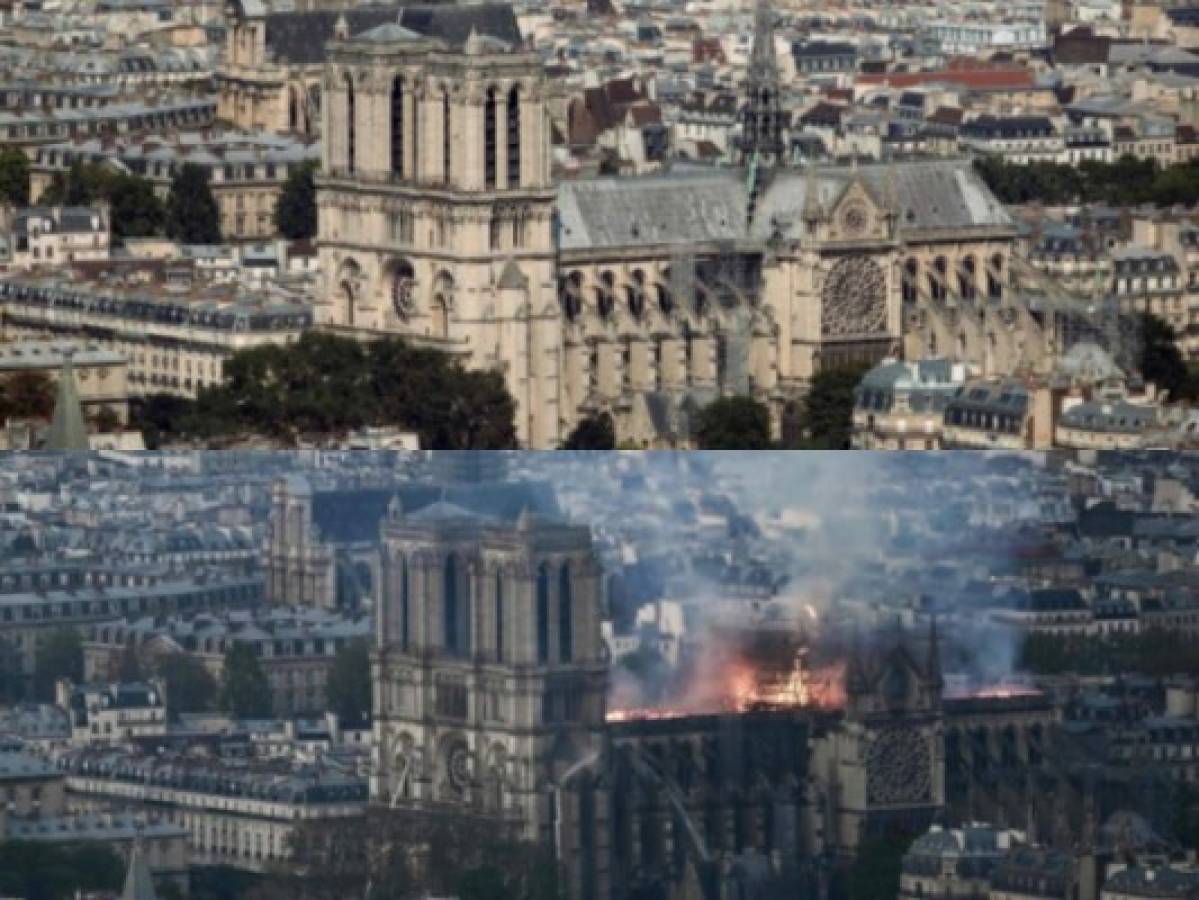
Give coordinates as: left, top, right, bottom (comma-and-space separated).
557, 171, 746, 251
354, 21, 422, 42
265, 5, 404, 64
555, 159, 1014, 253
406, 500, 491, 523
264, 2, 521, 65
306, 481, 561, 545
397, 3, 521, 48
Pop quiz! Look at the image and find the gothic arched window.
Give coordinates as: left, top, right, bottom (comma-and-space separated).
443, 91, 452, 185
536, 563, 549, 664
400, 554, 410, 651
960, 256, 977, 300
344, 73, 356, 174
390, 76, 404, 178
558, 562, 573, 663
444, 553, 466, 657
484, 88, 498, 190
507, 86, 521, 187
902, 258, 919, 303
494, 568, 504, 663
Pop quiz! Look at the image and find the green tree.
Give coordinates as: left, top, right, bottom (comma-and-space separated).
91, 406, 122, 434
220, 642, 272, 719
1139, 313, 1195, 401
693, 395, 773, 449
0, 841, 124, 900
37, 162, 163, 238
326, 639, 371, 725
109, 173, 165, 238
0, 146, 30, 206
794, 363, 870, 449
132, 393, 196, 449
274, 160, 318, 240
145, 333, 518, 449
32, 626, 83, 702
562, 411, 615, 450
843, 830, 919, 900
166, 163, 221, 244
155, 653, 218, 718
0, 370, 56, 422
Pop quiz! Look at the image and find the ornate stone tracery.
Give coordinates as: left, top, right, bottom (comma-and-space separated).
865, 726, 933, 804
820, 255, 887, 338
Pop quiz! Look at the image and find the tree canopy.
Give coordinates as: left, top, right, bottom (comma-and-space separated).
0, 146, 30, 206
275, 160, 318, 240
787, 363, 871, 449
0, 370, 56, 423
166, 163, 221, 244
693, 396, 773, 449
974, 155, 1199, 207
32, 626, 83, 702
326, 638, 371, 726
40, 161, 164, 239
1139, 314, 1199, 402
156, 652, 218, 719
562, 411, 616, 450
220, 643, 272, 719
140, 332, 517, 449
1020, 629, 1199, 678
0, 841, 125, 900
248, 808, 563, 900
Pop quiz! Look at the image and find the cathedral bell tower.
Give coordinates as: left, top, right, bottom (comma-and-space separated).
738, 0, 785, 167
371, 497, 607, 843
316, 5, 562, 448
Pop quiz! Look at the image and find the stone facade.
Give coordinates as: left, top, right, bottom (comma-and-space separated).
371, 501, 607, 844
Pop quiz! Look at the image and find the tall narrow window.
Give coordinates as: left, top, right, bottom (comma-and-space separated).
344, 73, 355, 174
400, 555, 410, 651
411, 88, 420, 181
443, 92, 452, 185
558, 563, 572, 663
506, 86, 520, 187
444, 554, 459, 656
494, 569, 504, 663
390, 76, 404, 178
484, 88, 497, 190
536, 563, 549, 664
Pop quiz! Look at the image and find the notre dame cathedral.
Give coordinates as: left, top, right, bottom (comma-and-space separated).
312, 0, 1062, 448
365, 458, 958, 900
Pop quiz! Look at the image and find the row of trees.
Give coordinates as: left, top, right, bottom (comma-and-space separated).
1020, 629, 1199, 678
37, 161, 221, 243
974, 155, 1199, 207
6, 624, 370, 723
0, 841, 126, 900
244, 808, 563, 900
0, 146, 320, 242
134, 332, 517, 449
563, 364, 867, 450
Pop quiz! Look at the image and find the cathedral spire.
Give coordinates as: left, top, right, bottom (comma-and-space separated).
738, 0, 784, 166
926, 616, 943, 691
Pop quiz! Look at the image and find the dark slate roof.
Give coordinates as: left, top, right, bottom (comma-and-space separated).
265, 5, 403, 65
264, 2, 521, 63
398, 3, 521, 47
310, 480, 560, 544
